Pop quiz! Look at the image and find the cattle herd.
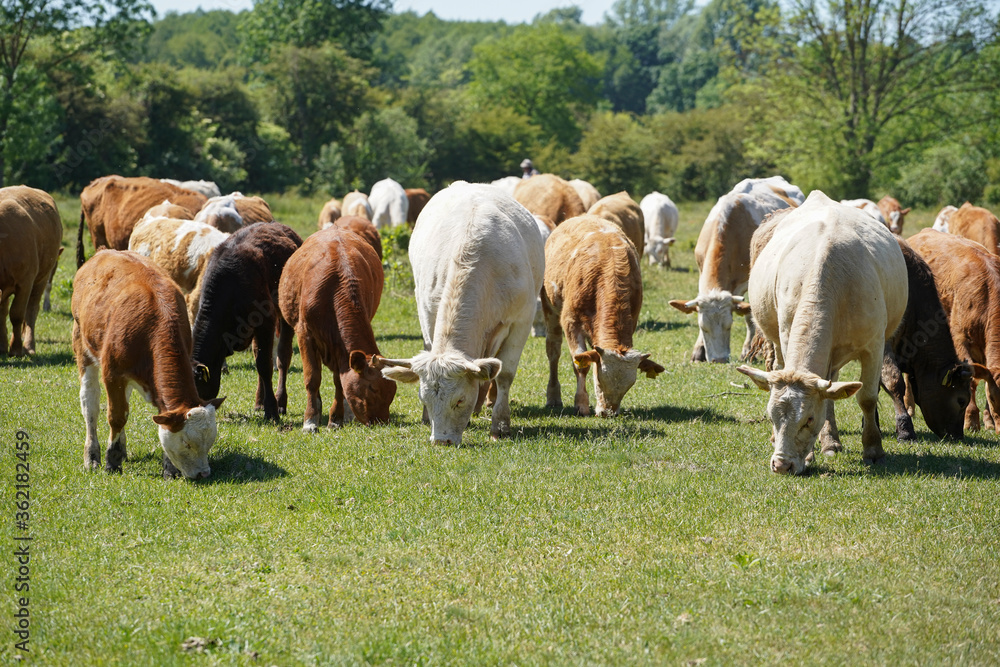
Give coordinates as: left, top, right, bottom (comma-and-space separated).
3, 171, 1000, 479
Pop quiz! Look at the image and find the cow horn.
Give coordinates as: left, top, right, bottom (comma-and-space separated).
685, 299, 698, 309
379, 358, 413, 369
732, 295, 745, 302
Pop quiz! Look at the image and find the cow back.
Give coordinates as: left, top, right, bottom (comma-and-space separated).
0, 186, 62, 292
588, 191, 644, 256
513, 174, 586, 226
948, 203, 1000, 255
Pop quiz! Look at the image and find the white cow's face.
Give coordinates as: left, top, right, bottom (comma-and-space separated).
575, 347, 664, 417
153, 400, 223, 479
381, 352, 501, 445
670, 290, 751, 363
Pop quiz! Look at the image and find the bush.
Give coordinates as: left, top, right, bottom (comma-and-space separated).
894, 143, 989, 207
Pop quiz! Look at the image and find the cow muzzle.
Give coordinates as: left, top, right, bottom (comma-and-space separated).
770, 456, 803, 475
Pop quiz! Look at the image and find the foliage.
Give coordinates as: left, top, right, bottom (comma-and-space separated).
895, 142, 990, 208
572, 112, 656, 195
141, 8, 241, 69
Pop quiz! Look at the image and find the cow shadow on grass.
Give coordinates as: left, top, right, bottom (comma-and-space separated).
811, 451, 1000, 480
507, 403, 737, 441
0, 350, 76, 368
637, 318, 693, 333
128, 449, 288, 484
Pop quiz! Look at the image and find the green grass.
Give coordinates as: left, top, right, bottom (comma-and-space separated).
2, 196, 998, 665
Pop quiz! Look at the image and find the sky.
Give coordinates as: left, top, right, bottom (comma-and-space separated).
151, 0, 616, 25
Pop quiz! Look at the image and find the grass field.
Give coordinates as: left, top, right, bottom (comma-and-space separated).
2, 194, 999, 665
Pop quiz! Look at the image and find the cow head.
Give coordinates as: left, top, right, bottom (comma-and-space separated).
645, 235, 676, 266
911, 362, 979, 440
152, 397, 225, 480
573, 346, 664, 417
887, 208, 911, 235
380, 351, 501, 445
737, 366, 861, 475
670, 290, 752, 363
345, 351, 397, 424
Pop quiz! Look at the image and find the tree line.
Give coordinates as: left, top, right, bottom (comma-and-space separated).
1, 0, 997, 205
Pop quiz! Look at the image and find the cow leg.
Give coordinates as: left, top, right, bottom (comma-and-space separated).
965, 379, 982, 432
570, 333, 591, 416
327, 365, 346, 428
103, 375, 129, 474
881, 346, 916, 442
0, 291, 9, 357
489, 323, 531, 439
252, 322, 280, 421
23, 277, 48, 355
819, 370, 843, 455
79, 361, 102, 471
275, 319, 294, 415
858, 349, 885, 465
6, 285, 29, 357
980, 374, 1000, 433
739, 312, 757, 362
543, 297, 563, 409
298, 329, 323, 433
691, 331, 707, 363
903, 375, 916, 418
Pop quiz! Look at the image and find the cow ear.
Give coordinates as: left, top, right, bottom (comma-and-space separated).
665, 237, 676, 247
970, 363, 993, 382
732, 298, 752, 315
736, 365, 772, 391
901, 208, 911, 215
573, 349, 602, 371
471, 358, 502, 381
817, 381, 863, 400
349, 350, 369, 374
669, 299, 698, 314
208, 396, 225, 410
638, 355, 665, 379
381, 365, 420, 384
152, 409, 187, 432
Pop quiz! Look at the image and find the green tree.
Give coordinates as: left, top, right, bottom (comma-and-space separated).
572, 112, 656, 195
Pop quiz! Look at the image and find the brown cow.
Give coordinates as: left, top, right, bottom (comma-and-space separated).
877, 196, 911, 235
587, 191, 645, 257
77, 176, 207, 267
72, 250, 224, 479
0, 186, 62, 356
513, 174, 586, 226
333, 215, 382, 260
908, 229, 1000, 432
941, 202, 1000, 255
405, 188, 430, 226
541, 215, 664, 417
317, 198, 342, 229
279, 225, 396, 431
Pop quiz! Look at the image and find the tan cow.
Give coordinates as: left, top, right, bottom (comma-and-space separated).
587, 191, 645, 257
0, 186, 62, 356
542, 215, 664, 417
513, 174, 586, 226
569, 178, 601, 210
939, 202, 1000, 255
72, 250, 224, 479
342, 190, 373, 220
318, 198, 342, 229
143, 199, 197, 221
77, 176, 207, 267
933, 205, 958, 232
877, 196, 911, 235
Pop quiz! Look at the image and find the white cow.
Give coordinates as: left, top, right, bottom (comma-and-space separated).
840, 198, 887, 225
380, 182, 545, 444
568, 179, 601, 210
489, 176, 522, 196
639, 191, 679, 266
194, 194, 243, 232
369, 178, 409, 229
933, 205, 958, 233
737, 191, 908, 475
160, 179, 221, 199
731, 176, 805, 206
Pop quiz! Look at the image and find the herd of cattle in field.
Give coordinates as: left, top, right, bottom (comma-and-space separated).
2, 171, 1000, 478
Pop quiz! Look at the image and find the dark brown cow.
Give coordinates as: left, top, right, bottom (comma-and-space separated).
877, 196, 911, 235
944, 202, 1000, 255
72, 250, 224, 479
279, 226, 396, 431
513, 174, 586, 226
0, 186, 62, 356
77, 176, 207, 267
542, 215, 664, 417
908, 229, 1000, 432
405, 188, 431, 226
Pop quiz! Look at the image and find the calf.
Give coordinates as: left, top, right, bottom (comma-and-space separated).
379, 182, 544, 443
737, 192, 907, 474
72, 250, 224, 479
77, 176, 207, 267
639, 191, 678, 267
908, 229, 1000, 432
933, 205, 958, 232
513, 174, 586, 226
370, 178, 409, 229
0, 186, 62, 356
587, 191, 645, 257
279, 225, 396, 430
877, 196, 911, 235
191, 224, 303, 421
194, 193, 273, 233
542, 215, 664, 416
941, 202, 1000, 255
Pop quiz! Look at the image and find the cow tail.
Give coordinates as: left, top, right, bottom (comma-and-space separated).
76, 210, 86, 269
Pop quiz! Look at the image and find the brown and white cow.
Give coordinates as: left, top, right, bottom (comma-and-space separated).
936, 202, 1000, 255
670, 189, 791, 362
72, 250, 224, 479
542, 215, 664, 416
77, 176, 207, 267
513, 173, 586, 226
737, 191, 908, 474
933, 205, 958, 232
342, 190, 373, 220
0, 186, 62, 356
318, 198, 343, 229
568, 178, 601, 210
194, 193, 273, 233
587, 191, 645, 257
908, 229, 1000, 432
405, 188, 430, 226
143, 199, 198, 221
279, 225, 396, 431
877, 196, 911, 235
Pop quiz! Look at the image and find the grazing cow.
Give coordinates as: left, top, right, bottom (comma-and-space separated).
405, 188, 430, 226
587, 191, 645, 257
195, 193, 273, 233
279, 226, 396, 430
908, 229, 1000, 432
143, 199, 197, 221
542, 215, 665, 416
191, 224, 302, 421
877, 196, 911, 235
513, 174, 586, 226
0, 186, 62, 356
840, 198, 888, 226
318, 198, 342, 229
334, 215, 382, 260
72, 250, 224, 479
569, 178, 601, 210
731, 175, 805, 206
77, 176, 208, 267
933, 205, 958, 232
938, 202, 1000, 255
736, 192, 907, 474
128, 216, 229, 324
160, 179, 221, 198
342, 190, 373, 220
489, 176, 521, 196
639, 192, 679, 267
670, 190, 791, 362
379, 182, 544, 443
369, 178, 409, 229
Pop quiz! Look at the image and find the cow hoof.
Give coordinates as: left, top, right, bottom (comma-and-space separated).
84, 460, 101, 472
545, 400, 563, 410
575, 406, 590, 417
104, 464, 122, 474
821, 444, 841, 457
302, 423, 318, 434
863, 455, 886, 466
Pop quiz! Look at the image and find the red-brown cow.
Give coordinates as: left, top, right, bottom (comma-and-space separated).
943, 202, 1000, 255
72, 251, 224, 479
279, 226, 396, 431
405, 188, 431, 226
877, 196, 911, 235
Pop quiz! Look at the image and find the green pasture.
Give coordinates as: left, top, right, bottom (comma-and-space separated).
1, 197, 998, 665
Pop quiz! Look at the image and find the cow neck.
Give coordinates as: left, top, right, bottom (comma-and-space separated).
432, 258, 489, 357
151, 319, 202, 413
333, 275, 381, 361
898, 263, 958, 375
190, 290, 231, 373
591, 281, 636, 351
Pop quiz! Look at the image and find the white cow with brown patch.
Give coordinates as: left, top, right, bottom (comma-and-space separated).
379, 182, 544, 444
639, 191, 678, 267
542, 215, 664, 416
342, 190, 373, 220
737, 191, 907, 475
